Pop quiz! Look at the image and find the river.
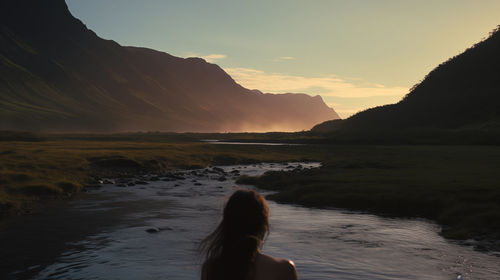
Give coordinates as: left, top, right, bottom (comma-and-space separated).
3, 163, 499, 279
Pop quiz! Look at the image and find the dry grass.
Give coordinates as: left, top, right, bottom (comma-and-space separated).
3, 134, 500, 243
0, 137, 317, 216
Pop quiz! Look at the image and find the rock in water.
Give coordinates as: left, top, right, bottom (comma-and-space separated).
145, 227, 160, 233
217, 176, 227, 181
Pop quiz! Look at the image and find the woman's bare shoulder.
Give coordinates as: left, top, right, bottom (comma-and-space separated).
256, 253, 298, 279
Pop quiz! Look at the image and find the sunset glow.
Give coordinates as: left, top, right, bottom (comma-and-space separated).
224, 67, 407, 117
67, 0, 500, 118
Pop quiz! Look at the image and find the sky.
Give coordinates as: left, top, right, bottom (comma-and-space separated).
66, 0, 500, 118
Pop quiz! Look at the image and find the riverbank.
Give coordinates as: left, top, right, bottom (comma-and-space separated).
5, 162, 498, 280
2, 134, 500, 251
237, 145, 500, 249
0, 134, 317, 219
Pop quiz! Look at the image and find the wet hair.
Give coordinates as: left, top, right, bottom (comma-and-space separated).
200, 189, 270, 280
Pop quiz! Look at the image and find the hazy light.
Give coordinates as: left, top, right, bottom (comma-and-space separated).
66, 0, 500, 118
184, 53, 227, 63
225, 67, 408, 118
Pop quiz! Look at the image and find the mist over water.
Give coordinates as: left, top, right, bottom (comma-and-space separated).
24, 163, 499, 280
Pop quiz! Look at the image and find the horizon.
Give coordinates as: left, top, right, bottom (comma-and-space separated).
66, 0, 500, 118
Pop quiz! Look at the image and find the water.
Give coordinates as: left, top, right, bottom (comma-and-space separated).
16, 163, 500, 279
200, 139, 302, 146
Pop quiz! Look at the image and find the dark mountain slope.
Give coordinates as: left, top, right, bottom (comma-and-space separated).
0, 0, 339, 132
313, 26, 500, 139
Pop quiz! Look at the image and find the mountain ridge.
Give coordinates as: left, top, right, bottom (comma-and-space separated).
0, 0, 339, 132
312, 25, 500, 142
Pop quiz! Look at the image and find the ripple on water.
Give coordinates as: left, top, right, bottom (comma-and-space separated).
28, 162, 500, 280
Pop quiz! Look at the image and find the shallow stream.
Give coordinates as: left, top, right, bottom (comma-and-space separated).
7, 163, 500, 280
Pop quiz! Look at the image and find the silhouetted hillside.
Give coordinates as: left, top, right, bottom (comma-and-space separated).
312, 26, 500, 143
0, 0, 339, 132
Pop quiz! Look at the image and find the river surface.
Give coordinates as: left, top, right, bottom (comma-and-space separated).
200, 140, 302, 146
7, 163, 500, 280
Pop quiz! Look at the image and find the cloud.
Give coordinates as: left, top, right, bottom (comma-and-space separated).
201, 54, 227, 62
275, 56, 295, 61
185, 52, 227, 63
224, 67, 408, 118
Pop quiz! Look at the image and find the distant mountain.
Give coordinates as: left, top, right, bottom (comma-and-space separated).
312, 25, 500, 142
0, 0, 339, 132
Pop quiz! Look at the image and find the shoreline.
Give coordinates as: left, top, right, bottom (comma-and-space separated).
0, 138, 315, 220
0, 160, 500, 280
237, 162, 500, 253
1, 138, 500, 255
2, 161, 499, 279
266, 197, 500, 255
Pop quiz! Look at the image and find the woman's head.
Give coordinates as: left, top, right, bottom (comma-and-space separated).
200, 189, 270, 280
223, 189, 269, 242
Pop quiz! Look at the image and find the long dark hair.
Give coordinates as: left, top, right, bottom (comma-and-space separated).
200, 189, 270, 280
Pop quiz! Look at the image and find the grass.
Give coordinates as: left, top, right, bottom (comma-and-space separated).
2, 133, 500, 245
237, 145, 500, 242
0, 134, 317, 217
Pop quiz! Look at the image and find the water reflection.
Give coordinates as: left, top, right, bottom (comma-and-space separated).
200, 139, 302, 146
31, 163, 499, 280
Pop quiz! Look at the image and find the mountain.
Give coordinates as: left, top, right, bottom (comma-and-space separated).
312, 25, 500, 142
0, 0, 339, 133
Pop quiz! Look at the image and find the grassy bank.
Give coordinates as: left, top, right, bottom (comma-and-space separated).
0, 134, 318, 218
2, 133, 500, 246
237, 145, 500, 243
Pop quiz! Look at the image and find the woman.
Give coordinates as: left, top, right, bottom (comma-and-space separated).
200, 189, 298, 280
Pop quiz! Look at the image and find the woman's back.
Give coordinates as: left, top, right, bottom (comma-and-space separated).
253, 253, 298, 280
202, 253, 298, 280
200, 189, 298, 280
